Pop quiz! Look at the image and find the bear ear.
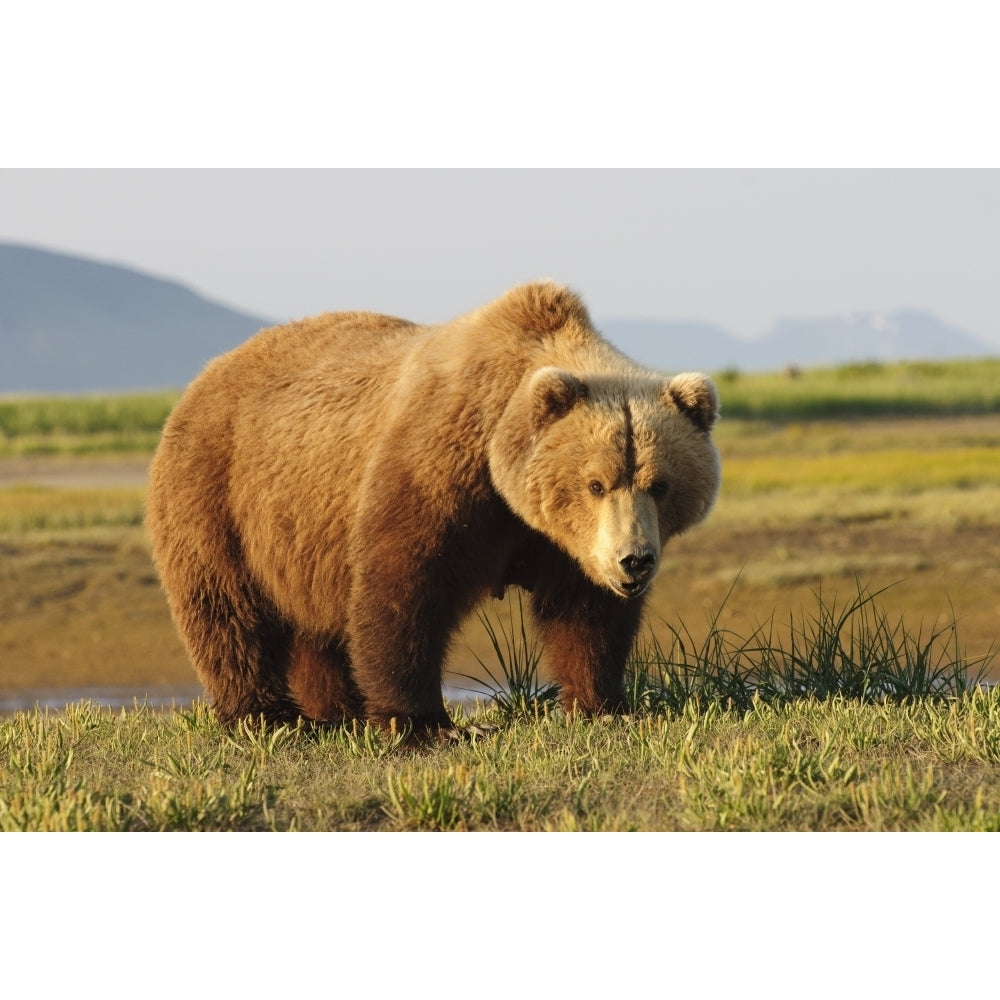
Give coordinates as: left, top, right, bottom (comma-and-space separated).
663, 373, 719, 432
529, 367, 588, 421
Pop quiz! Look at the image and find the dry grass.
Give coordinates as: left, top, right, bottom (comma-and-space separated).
0, 484, 146, 533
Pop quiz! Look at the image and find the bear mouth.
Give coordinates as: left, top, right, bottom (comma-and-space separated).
613, 576, 651, 599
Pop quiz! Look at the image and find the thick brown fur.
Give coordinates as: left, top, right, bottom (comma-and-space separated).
146, 282, 721, 737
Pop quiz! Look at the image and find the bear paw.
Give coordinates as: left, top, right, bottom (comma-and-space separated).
439, 721, 501, 744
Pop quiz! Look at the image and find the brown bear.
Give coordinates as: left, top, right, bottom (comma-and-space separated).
146, 282, 720, 737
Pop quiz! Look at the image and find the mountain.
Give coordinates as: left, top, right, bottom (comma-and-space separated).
600, 310, 997, 374
2, 243, 997, 393
597, 319, 751, 373
0, 243, 272, 392
756, 310, 994, 371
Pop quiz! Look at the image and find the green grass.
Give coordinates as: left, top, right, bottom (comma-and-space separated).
3, 584, 996, 831
0, 392, 178, 455
626, 582, 991, 714
715, 358, 1000, 419
454, 591, 560, 719
5, 689, 1000, 831
1, 357, 998, 457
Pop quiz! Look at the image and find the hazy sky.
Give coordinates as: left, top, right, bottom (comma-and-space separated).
3, 169, 999, 346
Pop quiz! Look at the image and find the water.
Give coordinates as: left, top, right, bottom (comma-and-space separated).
0, 683, 489, 714
0, 685, 205, 713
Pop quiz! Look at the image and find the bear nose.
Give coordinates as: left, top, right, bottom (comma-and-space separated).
620, 549, 656, 577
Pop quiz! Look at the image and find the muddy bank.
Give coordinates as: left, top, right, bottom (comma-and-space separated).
0, 455, 150, 489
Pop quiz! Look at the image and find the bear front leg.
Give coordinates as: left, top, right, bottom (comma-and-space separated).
347, 603, 456, 739
346, 448, 490, 740
345, 547, 459, 740
530, 577, 646, 716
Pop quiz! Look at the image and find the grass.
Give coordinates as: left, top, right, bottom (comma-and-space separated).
625, 581, 991, 714
715, 357, 1000, 419
0, 357, 997, 456
2, 583, 997, 831
0, 485, 146, 532
0, 392, 177, 455
721, 444, 1000, 496
6, 688, 1000, 831
454, 591, 560, 718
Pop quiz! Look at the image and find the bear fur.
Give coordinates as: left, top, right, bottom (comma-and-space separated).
146, 282, 720, 736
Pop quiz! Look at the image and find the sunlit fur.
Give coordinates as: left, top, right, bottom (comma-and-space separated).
147, 281, 720, 736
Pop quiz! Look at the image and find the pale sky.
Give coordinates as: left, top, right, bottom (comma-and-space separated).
2, 169, 999, 346
4, 7, 999, 345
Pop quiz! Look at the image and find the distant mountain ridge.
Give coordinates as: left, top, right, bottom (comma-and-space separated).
1, 243, 273, 392
1, 243, 997, 392
600, 310, 997, 375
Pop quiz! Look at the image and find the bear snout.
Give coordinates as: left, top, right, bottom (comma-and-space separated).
616, 546, 658, 597
619, 548, 656, 577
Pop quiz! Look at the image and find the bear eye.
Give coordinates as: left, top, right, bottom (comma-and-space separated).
589, 480, 605, 497
650, 480, 669, 499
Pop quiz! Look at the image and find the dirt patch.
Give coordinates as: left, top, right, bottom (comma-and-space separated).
0, 529, 195, 691
0, 455, 150, 489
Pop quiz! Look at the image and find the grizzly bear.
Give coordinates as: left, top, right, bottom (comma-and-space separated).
146, 282, 720, 737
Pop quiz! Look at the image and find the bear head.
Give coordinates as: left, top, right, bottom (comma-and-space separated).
489, 368, 720, 599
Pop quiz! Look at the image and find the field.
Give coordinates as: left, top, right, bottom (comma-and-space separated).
5, 689, 1000, 831
1, 359, 999, 830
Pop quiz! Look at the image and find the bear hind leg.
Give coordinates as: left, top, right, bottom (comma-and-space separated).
177, 577, 302, 726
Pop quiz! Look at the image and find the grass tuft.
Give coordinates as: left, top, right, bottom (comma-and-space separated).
624, 579, 992, 716
462, 580, 992, 725
455, 591, 560, 720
